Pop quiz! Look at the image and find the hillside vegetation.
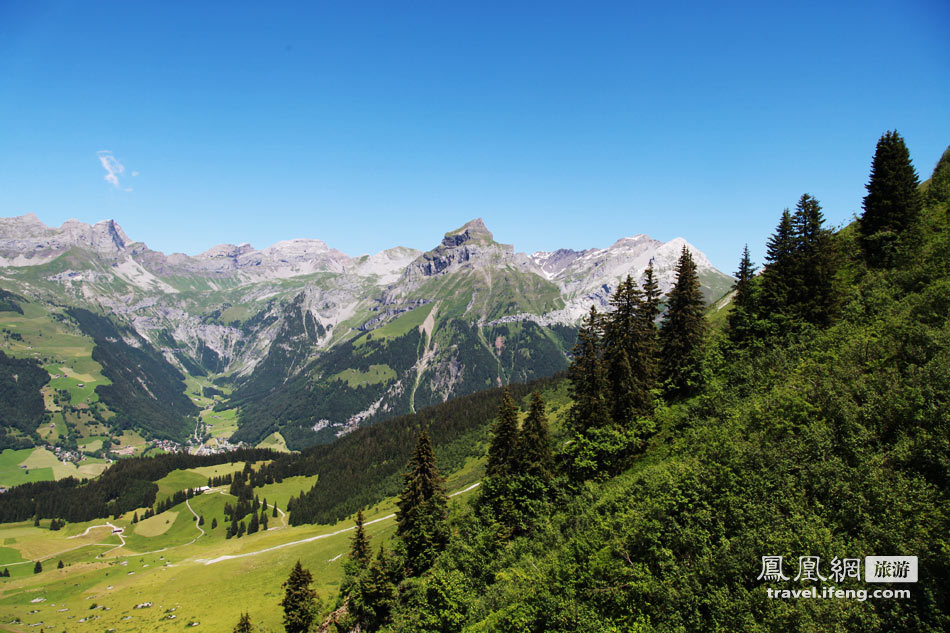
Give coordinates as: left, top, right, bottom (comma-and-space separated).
295, 134, 949, 633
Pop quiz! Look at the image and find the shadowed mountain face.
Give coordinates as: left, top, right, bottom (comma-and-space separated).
0, 215, 734, 448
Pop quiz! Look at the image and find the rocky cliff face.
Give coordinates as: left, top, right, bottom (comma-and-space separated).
0, 213, 132, 265
0, 213, 734, 449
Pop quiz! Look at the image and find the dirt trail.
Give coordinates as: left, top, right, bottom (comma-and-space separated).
196, 482, 480, 566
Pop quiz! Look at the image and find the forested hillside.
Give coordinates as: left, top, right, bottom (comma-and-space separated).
66, 308, 198, 441
279, 133, 949, 633
0, 350, 49, 444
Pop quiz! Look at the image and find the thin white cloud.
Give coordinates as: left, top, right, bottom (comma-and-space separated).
97, 150, 129, 190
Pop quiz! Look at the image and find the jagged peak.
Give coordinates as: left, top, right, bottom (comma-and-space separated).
443, 218, 494, 245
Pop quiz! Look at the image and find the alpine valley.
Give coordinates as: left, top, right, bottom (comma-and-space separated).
0, 215, 733, 453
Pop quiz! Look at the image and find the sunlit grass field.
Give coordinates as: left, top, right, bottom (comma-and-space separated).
0, 459, 482, 633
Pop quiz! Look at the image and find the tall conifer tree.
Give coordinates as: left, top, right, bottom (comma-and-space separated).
281, 561, 319, 633
760, 209, 795, 317
604, 277, 642, 426
634, 261, 662, 414
659, 247, 707, 398
727, 244, 759, 345
860, 130, 922, 267
346, 545, 399, 633
924, 146, 950, 205
486, 387, 519, 478
789, 194, 837, 325
568, 306, 609, 432
396, 431, 448, 575
516, 392, 553, 481
350, 509, 371, 567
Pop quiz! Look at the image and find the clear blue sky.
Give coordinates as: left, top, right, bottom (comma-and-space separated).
1, 1, 947, 272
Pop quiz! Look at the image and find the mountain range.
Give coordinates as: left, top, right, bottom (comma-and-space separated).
0, 213, 733, 450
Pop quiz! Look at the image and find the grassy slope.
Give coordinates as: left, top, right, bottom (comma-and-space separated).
0, 462, 483, 633
415, 204, 950, 632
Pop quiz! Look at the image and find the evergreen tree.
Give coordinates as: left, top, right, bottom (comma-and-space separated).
248, 512, 259, 535
760, 209, 795, 318
516, 392, 553, 481
604, 276, 642, 426
33, 560, 42, 573
57, 559, 64, 569
211, 517, 218, 529
280, 561, 319, 633
261, 510, 269, 530
273, 504, 279, 518
789, 194, 837, 325
1, 568, 8, 577
486, 387, 519, 478
132, 512, 138, 524
568, 306, 609, 433
350, 510, 371, 567
345, 545, 399, 633
233, 612, 254, 633
924, 145, 950, 205
237, 520, 246, 537
198, 515, 204, 526
395, 431, 448, 575
634, 261, 662, 414
659, 247, 707, 398
859, 130, 922, 267
727, 244, 760, 345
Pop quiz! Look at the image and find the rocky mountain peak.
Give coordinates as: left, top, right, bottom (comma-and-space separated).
441, 218, 494, 248
0, 214, 132, 265
405, 218, 521, 278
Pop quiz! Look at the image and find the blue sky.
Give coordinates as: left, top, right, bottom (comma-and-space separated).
1, 1, 947, 272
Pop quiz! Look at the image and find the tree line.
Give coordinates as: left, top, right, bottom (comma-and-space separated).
0, 447, 276, 524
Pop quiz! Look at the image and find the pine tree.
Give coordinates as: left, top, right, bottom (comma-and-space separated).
237, 521, 246, 537
1, 568, 8, 577
57, 560, 64, 569
727, 244, 760, 345
924, 146, 950, 205
659, 246, 707, 398
604, 277, 642, 426
396, 431, 448, 575
211, 517, 218, 529
131, 512, 138, 524
486, 387, 519, 478
634, 261, 662, 414
350, 510, 371, 567
261, 510, 268, 530
516, 392, 553, 481
33, 560, 42, 573
860, 130, 922, 267
273, 504, 279, 518
346, 545, 399, 633
760, 209, 795, 317
568, 306, 609, 432
789, 194, 836, 325
280, 561, 319, 633
248, 512, 259, 535
233, 612, 254, 633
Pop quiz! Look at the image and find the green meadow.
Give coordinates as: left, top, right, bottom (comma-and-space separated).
0, 462, 481, 633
